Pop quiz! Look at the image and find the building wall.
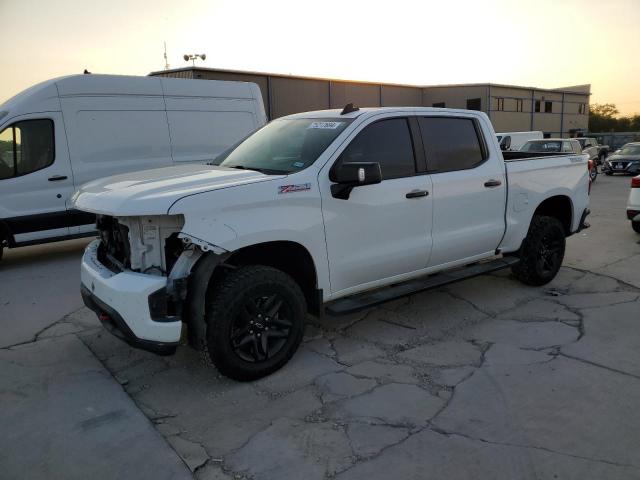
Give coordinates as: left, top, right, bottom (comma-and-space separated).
330, 82, 381, 108
421, 85, 489, 111
150, 69, 589, 136
488, 85, 588, 136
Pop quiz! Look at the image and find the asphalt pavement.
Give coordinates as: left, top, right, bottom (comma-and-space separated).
1, 173, 639, 479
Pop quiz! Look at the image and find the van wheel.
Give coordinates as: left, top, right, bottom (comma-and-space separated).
512, 215, 566, 286
203, 265, 306, 381
632, 221, 640, 234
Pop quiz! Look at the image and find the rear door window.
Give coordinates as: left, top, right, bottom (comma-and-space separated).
339, 118, 416, 180
418, 117, 486, 173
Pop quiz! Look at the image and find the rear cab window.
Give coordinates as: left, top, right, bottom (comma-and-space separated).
418, 117, 486, 173
0, 119, 55, 180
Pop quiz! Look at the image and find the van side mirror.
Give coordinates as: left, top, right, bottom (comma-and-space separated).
500, 136, 511, 151
330, 162, 382, 199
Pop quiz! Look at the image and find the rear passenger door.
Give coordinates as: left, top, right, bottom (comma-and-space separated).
321, 116, 433, 295
419, 116, 506, 268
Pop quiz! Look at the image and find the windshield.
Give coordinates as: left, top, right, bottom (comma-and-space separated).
619, 145, 640, 156
215, 118, 352, 174
521, 140, 563, 152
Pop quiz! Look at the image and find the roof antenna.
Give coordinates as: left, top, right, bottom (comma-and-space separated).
341, 103, 359, 115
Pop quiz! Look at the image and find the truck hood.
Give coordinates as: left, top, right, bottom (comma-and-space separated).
72, 164, 283, 216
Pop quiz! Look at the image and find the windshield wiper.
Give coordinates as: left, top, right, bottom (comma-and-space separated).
227, 165, 287, 175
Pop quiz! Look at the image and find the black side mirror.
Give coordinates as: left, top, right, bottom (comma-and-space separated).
500, 136, 511, 151
330, 162, 382, 199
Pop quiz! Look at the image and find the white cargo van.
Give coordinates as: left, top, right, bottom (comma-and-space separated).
0, 74, 266, 260
496, 131, 543, 151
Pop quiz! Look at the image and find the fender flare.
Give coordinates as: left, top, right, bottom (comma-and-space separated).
182, 251, 230, 350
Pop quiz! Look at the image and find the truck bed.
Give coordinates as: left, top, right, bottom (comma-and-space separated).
502, 151, 576, 161
498, 151, 590, 253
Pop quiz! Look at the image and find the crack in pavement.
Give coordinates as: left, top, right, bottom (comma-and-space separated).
427, 426, 640, 470
558, 352, 640, 381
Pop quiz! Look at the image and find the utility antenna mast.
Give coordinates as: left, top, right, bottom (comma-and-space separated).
163, 42, 170, 70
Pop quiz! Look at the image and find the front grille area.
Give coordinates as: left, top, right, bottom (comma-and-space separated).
96, 215, 131, 272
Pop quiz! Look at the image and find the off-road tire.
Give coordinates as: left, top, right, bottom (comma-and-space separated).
203, 265, 306, 381
632, 221, 640, 234
512, 215, 566, 286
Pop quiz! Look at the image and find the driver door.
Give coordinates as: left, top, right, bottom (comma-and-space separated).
0, 114, 74, 244
319, 116, 433, 297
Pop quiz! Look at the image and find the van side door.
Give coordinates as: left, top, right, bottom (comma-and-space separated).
0, 113, 75, 245
320, 115, 433, 296
419, 115, 506, 268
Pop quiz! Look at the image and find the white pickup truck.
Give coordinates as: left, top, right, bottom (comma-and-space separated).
74, 106, 590, 380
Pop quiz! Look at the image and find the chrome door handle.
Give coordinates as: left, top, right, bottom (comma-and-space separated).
48, 175, 68, 181
406, 189, 429, 199
484, 179, 502, 188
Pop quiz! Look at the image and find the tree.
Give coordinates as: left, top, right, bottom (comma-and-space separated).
588, 103, 619, 132
588, 103, 640, 133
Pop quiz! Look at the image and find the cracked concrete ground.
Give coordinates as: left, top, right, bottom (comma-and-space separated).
1, 175, 640, 479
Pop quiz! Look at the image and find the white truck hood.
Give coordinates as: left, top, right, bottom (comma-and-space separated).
72, 164, 283, 216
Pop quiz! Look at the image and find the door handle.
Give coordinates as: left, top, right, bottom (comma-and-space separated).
406, 189, 429, 199
48, 175, 68, 182
484, 179, 502, 188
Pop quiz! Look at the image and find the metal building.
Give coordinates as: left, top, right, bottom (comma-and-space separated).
149, 67, 590, 137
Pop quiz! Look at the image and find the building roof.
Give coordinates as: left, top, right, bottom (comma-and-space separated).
148, 67, 591, 96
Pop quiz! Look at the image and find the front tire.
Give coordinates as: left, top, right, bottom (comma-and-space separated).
605, 171, 613, 176
633, 221, 640, 234
512, 215, 566, 286
204, 265, 306, 381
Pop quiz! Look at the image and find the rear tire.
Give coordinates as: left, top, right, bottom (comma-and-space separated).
605, 171, 613, 176
203, 265, 306, 381
633, 221, 640, 234
512, 215, 566, 286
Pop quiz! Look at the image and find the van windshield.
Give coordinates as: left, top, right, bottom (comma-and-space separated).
216, 118, 352, 174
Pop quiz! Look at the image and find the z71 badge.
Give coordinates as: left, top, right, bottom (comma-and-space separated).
278, 183, 311, 194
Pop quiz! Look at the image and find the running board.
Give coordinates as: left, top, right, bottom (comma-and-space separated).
325, 256, 520, 316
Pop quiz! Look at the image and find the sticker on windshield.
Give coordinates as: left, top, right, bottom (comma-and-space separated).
279, 183, 311, 194
307, 121, 344, 130
293, 161, 305, 168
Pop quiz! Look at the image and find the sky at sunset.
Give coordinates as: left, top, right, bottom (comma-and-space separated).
1, 0, 639, 115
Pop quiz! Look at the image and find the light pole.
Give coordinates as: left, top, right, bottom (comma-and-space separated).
183, 53, 206, 66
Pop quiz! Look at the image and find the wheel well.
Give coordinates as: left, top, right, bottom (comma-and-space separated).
224, 241, 320, 314
533, 195, 573, 235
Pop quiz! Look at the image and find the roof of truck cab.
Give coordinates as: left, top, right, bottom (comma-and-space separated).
280, 106, 489, 120
526, 138, 574, 142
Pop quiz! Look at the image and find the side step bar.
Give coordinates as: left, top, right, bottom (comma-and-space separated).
325, 256, 520, 316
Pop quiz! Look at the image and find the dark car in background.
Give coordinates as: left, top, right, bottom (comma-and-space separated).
603, 143, 640, 176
